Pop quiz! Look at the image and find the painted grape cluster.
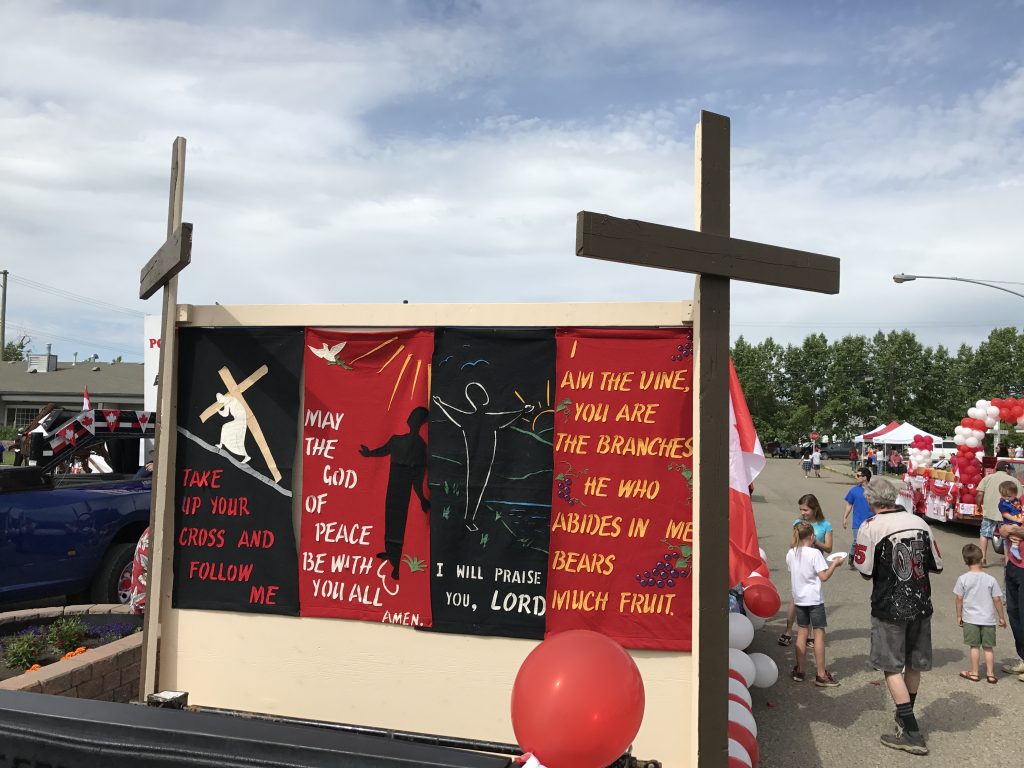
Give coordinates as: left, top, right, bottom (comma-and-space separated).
554, 461, 587, 507
634, 541, 691, 588
670, 332, 693, 362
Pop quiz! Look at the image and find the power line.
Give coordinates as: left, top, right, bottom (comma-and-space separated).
9, 274, 145, 317
7, 322, 139, 358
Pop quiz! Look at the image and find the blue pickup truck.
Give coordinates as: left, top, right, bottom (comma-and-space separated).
0, 409, 153, 605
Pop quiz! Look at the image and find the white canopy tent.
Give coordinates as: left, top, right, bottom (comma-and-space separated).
854, 422, 897, 443
871, 422, 943, 445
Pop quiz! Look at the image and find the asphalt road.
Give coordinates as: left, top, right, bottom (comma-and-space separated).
748, 458, 1022, 767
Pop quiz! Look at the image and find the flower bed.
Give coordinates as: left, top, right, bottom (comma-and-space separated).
0, 605, 143, 701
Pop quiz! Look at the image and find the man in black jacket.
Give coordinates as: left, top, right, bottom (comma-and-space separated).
854, 477, 943, 756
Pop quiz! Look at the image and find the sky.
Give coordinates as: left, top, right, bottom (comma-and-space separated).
2, 0, 1023, 364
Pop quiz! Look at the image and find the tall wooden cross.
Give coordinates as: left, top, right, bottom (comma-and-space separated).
576, 111, 840, 768
139, 136, 192, 698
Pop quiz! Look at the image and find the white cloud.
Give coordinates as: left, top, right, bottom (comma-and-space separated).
1, 1, 1022, 363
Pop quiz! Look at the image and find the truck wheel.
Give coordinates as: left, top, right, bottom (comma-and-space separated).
90, 543, 137, 604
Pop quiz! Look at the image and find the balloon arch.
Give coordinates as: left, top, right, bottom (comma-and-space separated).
905, 398, 1024, 505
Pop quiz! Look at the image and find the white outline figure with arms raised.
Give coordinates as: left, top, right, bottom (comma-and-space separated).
432, 382, 534, 531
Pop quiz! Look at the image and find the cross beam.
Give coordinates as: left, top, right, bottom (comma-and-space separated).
576, 212, 839, 294
576, 110, 840, 768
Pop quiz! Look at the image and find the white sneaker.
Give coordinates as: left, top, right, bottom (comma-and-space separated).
1003, 661, 1024, 674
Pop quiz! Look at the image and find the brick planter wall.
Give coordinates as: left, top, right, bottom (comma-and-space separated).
0, 604, 142, 702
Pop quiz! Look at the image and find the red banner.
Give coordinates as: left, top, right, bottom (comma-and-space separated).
545, 328, 694, 650
299, 329, 433, 626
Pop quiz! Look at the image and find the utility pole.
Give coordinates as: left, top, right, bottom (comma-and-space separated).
1, 270, 7, 360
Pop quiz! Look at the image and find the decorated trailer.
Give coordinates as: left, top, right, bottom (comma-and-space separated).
900, 397, 1024, 525
1, 112, 837, 768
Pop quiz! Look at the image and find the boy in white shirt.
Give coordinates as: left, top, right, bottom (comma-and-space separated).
786, 521, 844, 686
954, 542, 1006, 683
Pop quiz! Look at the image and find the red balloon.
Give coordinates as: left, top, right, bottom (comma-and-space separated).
993, 398, 1004, 407
729, 758, 751, 768
729, 721, 760, 766
960, 418, 972, 427
741, 576, 781, 618
511, 630, 645, 768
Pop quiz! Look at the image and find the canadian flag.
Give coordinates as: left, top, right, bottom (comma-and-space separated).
82, 387, 92, 411
728, 360, 766, 588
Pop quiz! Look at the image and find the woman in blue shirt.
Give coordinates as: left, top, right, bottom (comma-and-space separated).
779, 494, 835, 646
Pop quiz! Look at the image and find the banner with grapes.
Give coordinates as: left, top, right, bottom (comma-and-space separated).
544, 328, 695, 650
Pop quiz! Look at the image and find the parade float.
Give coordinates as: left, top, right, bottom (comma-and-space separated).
899, 398, 1024, 524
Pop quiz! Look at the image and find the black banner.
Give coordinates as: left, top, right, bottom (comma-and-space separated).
172, 328, 302, 615
427, 329, 554, 638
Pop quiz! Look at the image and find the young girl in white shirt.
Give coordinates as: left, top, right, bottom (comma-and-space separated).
787, 521, 844, 686
779, 495, 833, 646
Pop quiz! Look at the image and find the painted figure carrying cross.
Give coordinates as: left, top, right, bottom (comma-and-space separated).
576, 110, 840, 768
199, 364, 282, 483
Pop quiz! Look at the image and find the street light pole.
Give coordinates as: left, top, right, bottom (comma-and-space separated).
893, 272, 1024, 301
1, 270, 7, 359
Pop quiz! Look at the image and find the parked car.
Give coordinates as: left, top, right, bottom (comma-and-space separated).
820, 442, 856, 461
929, 439, 958, 461
0, 408, 152, 605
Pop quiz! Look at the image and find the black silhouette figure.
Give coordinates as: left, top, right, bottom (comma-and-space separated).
359, 407, 430, 579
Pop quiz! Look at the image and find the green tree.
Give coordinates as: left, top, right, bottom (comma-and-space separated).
867, 331, 928, 423
732, 336, 786, 441
2, 334, 30, 362
974, 327, 1024, 400
820, 335, 873, 439
914, 345, 955, 436
780, 334, 830, 440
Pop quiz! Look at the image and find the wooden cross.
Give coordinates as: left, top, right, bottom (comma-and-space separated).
200, 364, 283, 484
576, 111, 839, 768
139, 136, 190, 699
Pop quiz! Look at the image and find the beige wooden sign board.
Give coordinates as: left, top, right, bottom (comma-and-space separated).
139, 114, 840, 768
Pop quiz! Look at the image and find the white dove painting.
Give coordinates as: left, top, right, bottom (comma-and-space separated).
307, 341, 351, 368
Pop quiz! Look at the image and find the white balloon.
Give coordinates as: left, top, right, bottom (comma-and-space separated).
966, 436, 980, 448
986, 417, 998, 428
988, 405, 1001, 418
729, 612, 755, 650
954, 434, 966, 445
728, 738, 752, 767
729, 677, 752, 708
748, 652, 779, 688
921, 449, 931, 459
729, 699, 758, 737
968, 407, 980, 419
954, 425, 965, 436
977, 399, 990, 409
729, 648, 756, 687
748, 612, 766, 630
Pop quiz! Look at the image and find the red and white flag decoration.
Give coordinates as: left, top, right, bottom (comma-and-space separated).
82, 387, 91, 411
103, 410, 120, 431
728, 360, 766, 588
